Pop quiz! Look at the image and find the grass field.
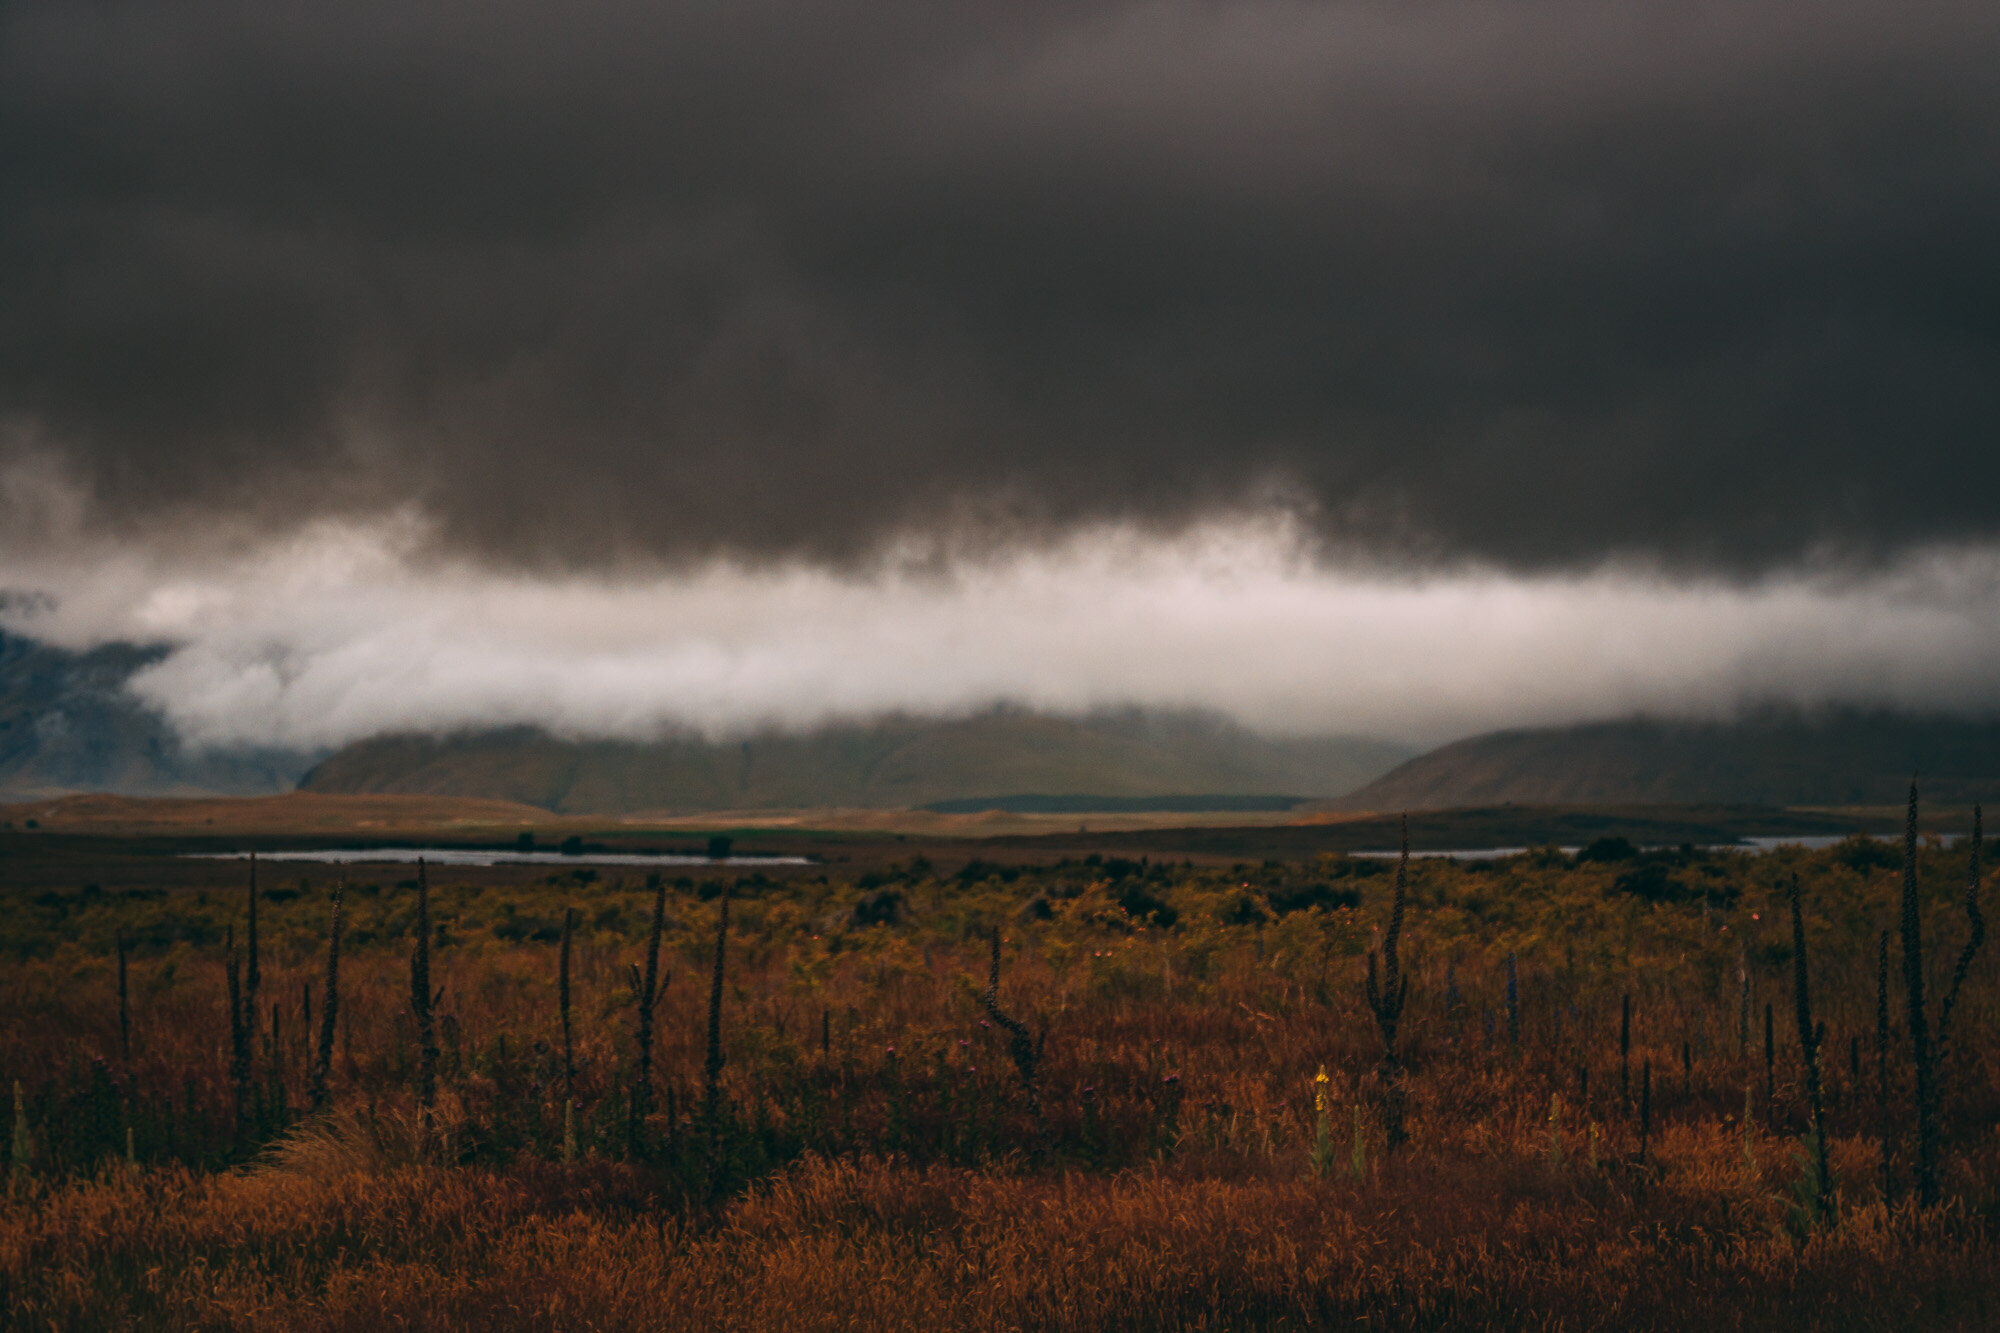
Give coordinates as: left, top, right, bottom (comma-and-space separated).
0, 798, 1994, 1329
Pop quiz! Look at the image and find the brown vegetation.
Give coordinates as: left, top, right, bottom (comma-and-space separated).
1, 812, 1995, 1329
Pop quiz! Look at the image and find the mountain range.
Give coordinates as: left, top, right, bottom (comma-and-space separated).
1338, 711, 2000, 810
14, 623, 2000, 814
0, 629, 315, 798
0, 625, 1409, 809
298, 712, 1413, 814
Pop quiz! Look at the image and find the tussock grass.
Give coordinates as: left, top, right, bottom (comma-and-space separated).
2, 831, 1997, 1326
2, 1155, 1993, 1331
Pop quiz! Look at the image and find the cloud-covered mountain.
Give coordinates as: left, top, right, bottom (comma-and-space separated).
1340, 711, 2000, 811
0, 630, 317, 797
1, 620, 1409, 809
300, 712, 1412, 813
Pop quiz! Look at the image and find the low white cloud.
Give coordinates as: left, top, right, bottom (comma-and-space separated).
5, 509, 2000, 751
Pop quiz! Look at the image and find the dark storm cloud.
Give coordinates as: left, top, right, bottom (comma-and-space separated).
3, 0, 1998, 572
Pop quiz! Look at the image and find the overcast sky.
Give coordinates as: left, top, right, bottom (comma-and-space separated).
4, 0, 1999, 748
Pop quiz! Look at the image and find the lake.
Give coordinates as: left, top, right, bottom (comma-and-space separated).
1350, 834, 1865, 861
188, 848, 812, 868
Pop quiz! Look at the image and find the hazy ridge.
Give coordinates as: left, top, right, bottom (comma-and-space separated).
1340, 710, 2000, 811
300, 712, 1412, 814
0, 630, 316, 798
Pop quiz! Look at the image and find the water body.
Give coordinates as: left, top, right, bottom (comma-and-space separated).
189, 848, 812, 868
191, 834, 1883, 869
1350, 834, 1866, 862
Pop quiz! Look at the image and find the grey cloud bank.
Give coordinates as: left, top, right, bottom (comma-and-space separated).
3, 0, 1998, 573
5, 0, 1999, 751
6, 518, 2000, 751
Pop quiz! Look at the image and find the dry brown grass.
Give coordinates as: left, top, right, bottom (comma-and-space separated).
2, 1153, 1993, 1331
2, 836, 1996, 1328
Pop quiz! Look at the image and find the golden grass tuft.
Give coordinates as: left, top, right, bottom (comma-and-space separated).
2, 1155, 1995, 1331
256, 1096, 472, 1181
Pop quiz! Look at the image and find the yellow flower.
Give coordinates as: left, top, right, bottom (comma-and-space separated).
1313, 1065, 1330, 1115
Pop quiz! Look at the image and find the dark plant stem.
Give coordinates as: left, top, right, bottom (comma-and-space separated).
1504, 952, 1519, 1048
411, 858, 437, 1112
1619, 994, 1631, 1105
225, 925, 248, 1146
1639, 1059, 1652, 1167
559, 906, 575, 1101
1787, 873, 1831, 1220
1876, 928, 1894, 1203
630, 873, 665, 1160
1937, 804, 1986, 1059
1900, 781, 1940, 1207
1764, 1003, 1775, 1130
1737, 943, 1751, 1057
310, 880, 344, 1111
1364, 815, 1412, 1147
116, 930, 130, 1064
705, 885, 730, 1174
980, 927, 1044, 1134
246, 853, 260, 1014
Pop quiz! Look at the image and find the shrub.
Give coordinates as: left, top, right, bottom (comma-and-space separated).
1266, 882, 1360, 915
1116, 885, 1177, 927
1577, 836, 1638, 864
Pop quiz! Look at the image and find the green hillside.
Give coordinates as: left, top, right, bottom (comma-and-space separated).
1339, 710, 2000, 811
299, 711, 1412, 813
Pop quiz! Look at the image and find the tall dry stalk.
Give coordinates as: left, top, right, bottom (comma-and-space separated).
559, 906, 576, 1101
704, 886, 730, 1171
629, 873, 666, 1160
1619, 994, 1631, 1104
1736, 942, 1750, 1056
1763, 1003, 1775, 1130
979, 926, 1044, 1130
246, 853, 260, 1019
310, 880, 345, 1111
115, 930, 130, 1064
1639, 1059, 1652, 1167
411, 858, 438, 1112
1504, 953, 1519, 1047
1787, 873, 1830, 1220
225, 925, 248, 1144
9, 1080, 28, 1181
1937, 804, 1986, 1057
1875, 927, 1894, 1202
1364, 815, 1411, 1146
1899, 781, 1940, 1207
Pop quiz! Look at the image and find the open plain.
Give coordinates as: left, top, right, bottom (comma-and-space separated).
2, 794, 1994, 1330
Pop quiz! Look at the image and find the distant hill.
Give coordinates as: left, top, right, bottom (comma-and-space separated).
920, 793, 1304, 814
0, 629, 316, 798
1339, 711, 2000, 810
300, 711, 1413, 814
